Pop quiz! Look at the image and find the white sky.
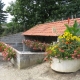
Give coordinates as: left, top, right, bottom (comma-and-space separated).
2, 0, 16, 23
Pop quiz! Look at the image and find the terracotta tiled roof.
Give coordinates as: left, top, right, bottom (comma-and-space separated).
22, 18, 80, 36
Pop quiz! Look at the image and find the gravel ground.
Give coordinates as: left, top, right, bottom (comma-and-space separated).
0, 58, 80, 80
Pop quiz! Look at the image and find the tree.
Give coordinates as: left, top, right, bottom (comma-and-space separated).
6, 0, 80, 32
6, 0, 68, 30
0, 0, 7, 34
64, 0, 80, 18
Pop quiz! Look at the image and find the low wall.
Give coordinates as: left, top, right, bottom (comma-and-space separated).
11, 51, 45, 69
0, 42, 45, 69
6, 43, 23, 51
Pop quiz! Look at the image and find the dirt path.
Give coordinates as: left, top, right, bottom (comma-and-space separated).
0, 59, 80, 80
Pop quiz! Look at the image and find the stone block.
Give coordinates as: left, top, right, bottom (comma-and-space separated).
12, 51, 45, 69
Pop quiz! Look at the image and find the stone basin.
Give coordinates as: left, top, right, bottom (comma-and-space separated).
51, 57, 80, 72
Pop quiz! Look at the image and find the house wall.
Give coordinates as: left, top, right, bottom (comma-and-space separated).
24, 36, 58, 43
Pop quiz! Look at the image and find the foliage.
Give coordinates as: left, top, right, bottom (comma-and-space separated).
65, 20, 80, 36
45, 21, 80, 60
0, 0, 7, 34
0, 42, 16, 61
67, 0, 80, 18
2, 46, 16, 61
36, 59, 43, 64
6, 0, 80, 31
2, 22, 24, 36
3, 0, 80, 35
0, 42, 6, 52
23, 39, 50, 51
0, 0, 7, 23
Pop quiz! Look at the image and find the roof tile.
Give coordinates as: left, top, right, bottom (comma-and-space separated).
22, 18, 80, 36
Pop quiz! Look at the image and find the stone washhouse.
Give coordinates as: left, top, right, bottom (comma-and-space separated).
3, 18, 80, 69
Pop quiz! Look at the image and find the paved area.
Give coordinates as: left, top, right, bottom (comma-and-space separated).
0, 59, 80, 80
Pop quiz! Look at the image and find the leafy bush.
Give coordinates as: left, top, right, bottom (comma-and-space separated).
0, 42, 16, 61
45, 21, 80, 60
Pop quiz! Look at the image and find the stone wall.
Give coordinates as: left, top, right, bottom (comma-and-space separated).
16, 51, 45, 69
11, 51, 45, 69
0, 32, 24, 51
0, 34, 46, 69
0, 32, 24, 43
